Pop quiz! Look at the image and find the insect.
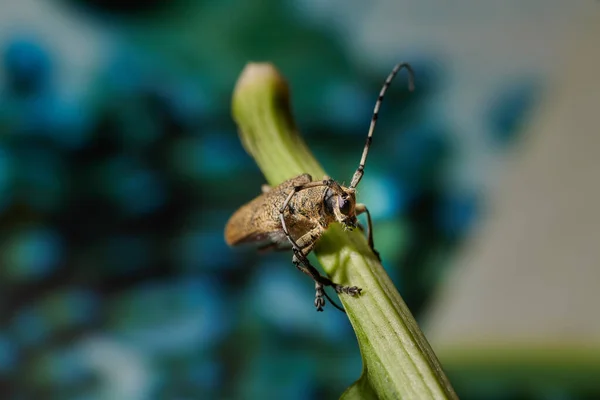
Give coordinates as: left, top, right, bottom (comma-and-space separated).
225, 63, 415, 312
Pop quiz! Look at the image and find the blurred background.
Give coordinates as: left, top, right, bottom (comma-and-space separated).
1, 0, 599, 399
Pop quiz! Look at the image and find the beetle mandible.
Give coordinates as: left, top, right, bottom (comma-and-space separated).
225, 63, 415, 312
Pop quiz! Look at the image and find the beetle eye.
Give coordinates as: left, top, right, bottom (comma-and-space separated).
338, 196, 351, 215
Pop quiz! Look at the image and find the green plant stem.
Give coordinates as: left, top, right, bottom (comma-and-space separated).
231, 63, 458, 400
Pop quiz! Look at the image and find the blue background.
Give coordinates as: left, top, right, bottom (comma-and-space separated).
1, 0, 596, 399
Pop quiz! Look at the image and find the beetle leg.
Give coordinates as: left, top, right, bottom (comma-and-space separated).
290, 246, 356, 313
286, 227, 333, 311
356, 222, 366, 232
355, 203, 381, 262
292, 227, 347, 312
279, 184, 362, 312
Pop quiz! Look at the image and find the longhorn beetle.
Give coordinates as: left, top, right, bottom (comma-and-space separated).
225, 63, 415, 312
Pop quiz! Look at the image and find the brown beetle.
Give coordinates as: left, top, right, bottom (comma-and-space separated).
225, 63, 415, 312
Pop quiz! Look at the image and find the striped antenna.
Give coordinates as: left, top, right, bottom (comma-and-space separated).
349, 63, 415, 189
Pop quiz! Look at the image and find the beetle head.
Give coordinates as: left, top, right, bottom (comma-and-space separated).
324, 185, 357, 229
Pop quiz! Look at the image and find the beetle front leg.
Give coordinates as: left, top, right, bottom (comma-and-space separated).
291, 248, 361, 313
292, 227, 362, 312
355, 203, 381, 261
279, 185, 361, 312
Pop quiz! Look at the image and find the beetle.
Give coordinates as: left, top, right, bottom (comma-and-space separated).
225, 63, 415, 312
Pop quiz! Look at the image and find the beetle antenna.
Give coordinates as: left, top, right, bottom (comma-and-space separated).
349, 63, 415, 189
